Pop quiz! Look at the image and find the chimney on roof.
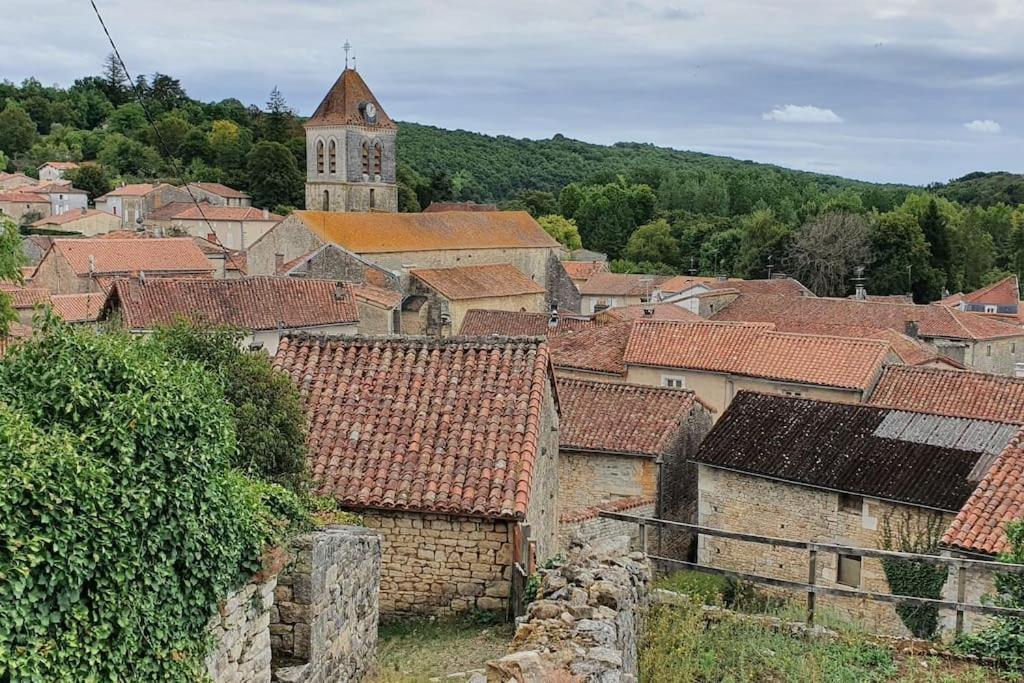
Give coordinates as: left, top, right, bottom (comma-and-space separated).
643, 305, 655, 318
905, 320, 919, 339
262, 208, 269, 220
88, 254, 96, 274
139, 271, 146, 285
275, 253, 285, 272
852, 266, 867, 300
334, 282, 345, 300
548, 304, 559, 329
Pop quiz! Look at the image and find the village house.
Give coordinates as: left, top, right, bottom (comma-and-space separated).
183, 182, 252, 207
0, 172, 36, 190
94, 183, 189, 227
275, 242, 400, 289
0, 191, 51, 222
29, 208, 121, 236
32, 237, 214, 294
50, 293, 106, 325
939, 275, 1020, 320
555, 378, 712, 524
104, 277, 359, 355
577, 272, 670, 314
350, 282, 403, 334
273, 335, 560, 617
146, 203, 282, 250
403, 263, 547, 336
711, 292, 1024, 375
562, 260, 608, 289
692, 391, 1018, 636
867, 364, 1024, 422
25, 182, 88, 216
37, 161, 79, 182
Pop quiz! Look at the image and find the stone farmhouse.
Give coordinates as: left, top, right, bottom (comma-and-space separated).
0, 191, 51, 221
183, 182, 252, 207
404, 263, 547, 335
711, 292, 1024, 375
104, 277, 360, 355
24, 182, 88, 216
273, 335, 560, 617
0, 171, 37, 190
577, 272, 670, 314
146, 203, 282, 251
555, 378, 712, 522
95, 183, 182, 227
692, 390, 1018, 636
37, 161, 79, 182
32, 237, 214, 294
29, 208, 121, 236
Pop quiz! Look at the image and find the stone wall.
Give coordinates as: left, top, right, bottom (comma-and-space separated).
546, 253, 581, 313
559, 450, 657, 516
526, 385, 562, 564
559, 499, 655, 551
359, 510, 514, 617
487, 538, 651, 682
271, 525, 380, 683
207, 572, 278, 683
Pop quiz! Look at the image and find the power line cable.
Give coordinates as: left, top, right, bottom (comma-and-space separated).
89, 0, 218, 240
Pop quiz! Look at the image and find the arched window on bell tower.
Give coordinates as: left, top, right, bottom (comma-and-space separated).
328, 139, 337, 175
370, 188, 376, 209
361, 140, 370, 177
322, 189, 330, 211
372, 140, 383, 179
316, 139, 325, 175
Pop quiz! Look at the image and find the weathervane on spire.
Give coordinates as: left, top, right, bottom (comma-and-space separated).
343, 40, 352, 68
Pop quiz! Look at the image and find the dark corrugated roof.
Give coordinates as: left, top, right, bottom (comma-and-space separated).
693, 391, 989, 511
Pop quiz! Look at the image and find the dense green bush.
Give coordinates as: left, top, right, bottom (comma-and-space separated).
0, 323, 306, 680
153, 320, 308, 490
878, 512, 947, 640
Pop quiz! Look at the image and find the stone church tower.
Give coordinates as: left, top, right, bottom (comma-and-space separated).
304, 67, 398, 212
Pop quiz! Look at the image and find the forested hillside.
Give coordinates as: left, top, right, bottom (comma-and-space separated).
2, 57, 1024, 301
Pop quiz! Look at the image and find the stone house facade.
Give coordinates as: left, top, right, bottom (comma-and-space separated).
38, 161, 79, 182
274, 334, 561, 617
691, 392, 1016, 636
0, 192, 51, 222
29, 208, 121, 236
150, 205, 282, 251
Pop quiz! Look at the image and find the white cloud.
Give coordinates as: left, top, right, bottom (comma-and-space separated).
964, 119, 1002, 134
762, 104, 843, 124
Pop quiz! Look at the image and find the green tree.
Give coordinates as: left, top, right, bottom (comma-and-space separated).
97, 133, 162, 177
0, 101, 37, 155
624, 219, 681, 267
736, 209, 792, 278
869, 211, 945, 302
700, 228, 743, 276
573, 180, 656, 259
559, 183, 586, 218
245, 140, 304, 210
0, 150, 8, 172
262, 86, 294, 143
66, 163, 112, 203
537, 214, 582, 250
517, 189, 558, 217
919, 199, 953, 289
106, 103, 147, 138
146, 113, 191, 158
98, 52, 130, 106
0, 216, 23, 334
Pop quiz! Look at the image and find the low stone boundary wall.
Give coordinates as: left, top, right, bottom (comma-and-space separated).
488, 537, 651, 682
558, 498, 654, 551
206, 525, 381, 683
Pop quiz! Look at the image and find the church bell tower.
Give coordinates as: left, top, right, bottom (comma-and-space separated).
304, 52, 398, 213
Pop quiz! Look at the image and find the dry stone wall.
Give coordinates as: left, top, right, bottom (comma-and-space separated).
488, 537, 651, 682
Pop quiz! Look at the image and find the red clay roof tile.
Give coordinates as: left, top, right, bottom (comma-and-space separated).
459, 309, 595, 337
868, 365, 1024, 424
410, 263, 545, 300
51, 237, 213, 276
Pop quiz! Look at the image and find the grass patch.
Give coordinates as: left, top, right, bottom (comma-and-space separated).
371, 615, 513, 682
641, 601, 1011, 682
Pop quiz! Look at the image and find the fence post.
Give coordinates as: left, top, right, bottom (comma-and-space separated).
639, 520, 648, 555
955, 562, 967, 636
806, 544, 817, 627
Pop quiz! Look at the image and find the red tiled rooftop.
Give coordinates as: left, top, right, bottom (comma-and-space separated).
0, 192, 51, 203
50, 238, 214, 276
166, 205, 282, 221
97, 183, 156, 198
187, 182, 250, 199
31, 209, 117, 227
273, 335, 554, 518
557, 378, 706, 457
962, 276, 1020, 307
549, 322, 633, 376
578, 272, 670, 297
0, 285, 51, 309
351, 282, 403, 309
410, 263, 545, 300
597, 303, 703, 322
305, 68, 397, 129
868, 365, 1024, 425
50, 293, 106, 323
459, 309, 595, 337
562, 261, 608, 281
111, 277, 359, 331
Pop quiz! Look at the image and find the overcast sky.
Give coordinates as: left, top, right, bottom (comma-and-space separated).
4, 0, 1023, 185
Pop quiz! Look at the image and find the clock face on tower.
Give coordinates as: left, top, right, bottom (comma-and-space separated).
364, 103, 377, 122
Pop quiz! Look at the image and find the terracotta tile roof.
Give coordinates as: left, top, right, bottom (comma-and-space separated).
560, 496, 654, 524
186, 182, 250, 199
410, 263, 545, 300
305, 68, 397, 130
19, 266, 35, 280
597, 303, 703, 322
557, 378, 705, 457
624, 320, 890, 390
291, 210, 559, 253
696, 391, 997, 511
943, 432, 1024, 555
50, 238, 214, 276
962, 276, 1020, 307
111, 277, 358, 331
423, 201, 498, 213
859, 294, 916, 304
459, 309, 595, 337
763, 323, 958, 367
97, 183, 156, 198
868, 365, 1024, 424
273, 335, 554, 518
147, 201, 204, 221
660, 275, 722, 293
661, 276, 812, 298
25, 182, 86, 195
712, 293, 1024, 341
0, 285, 51, 309
166, 205, 282, 221
549, 322, 633, 376
40, 161, 80, 170
31, 209, 118, 227
578, 272, 670, 297
0, 192, 51, 203
562, 261, 609, 281
50, 293, 106, 323
351, 282, 402, 309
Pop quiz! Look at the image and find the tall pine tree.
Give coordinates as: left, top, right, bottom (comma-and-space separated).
919, 199, 953, 292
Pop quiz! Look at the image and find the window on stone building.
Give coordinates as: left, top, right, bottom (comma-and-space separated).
594, 299, 609, 312
369, 188, 376, 209
316, 139, 325, 174
661, 375, 686, 389
781, 389, 803, 398
328, 139, 337, 174
837, 554, 862, 587
322, 190, 329, 211
839, 493, 863, 514
373, 140, 383, 177
987, 345, 993, 357
985, 305, 997, 314
361, 140, 370, 176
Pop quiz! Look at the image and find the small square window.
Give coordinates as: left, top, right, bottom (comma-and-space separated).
985, 305, 997, 314
781, 389, 803, 398
838, 493, 863, 514
662, 375, 686, 389
837, 554, 862, 588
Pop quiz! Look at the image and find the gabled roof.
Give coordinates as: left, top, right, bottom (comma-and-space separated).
562, 261, 608, 281
305, 68, 396, 130
423, 201, 498, 213
557, 378, 707, 457
31, 209, 118, 227
961, 275, 1020, 307
96, 183, 156, 199
50, 293, 106, 323
351, 282, 402, 309
48, 238, 213, 276
943, 431, 1024, 555
0, 192, 51, 203
39, 161, 80, 170
548, 322, 633, 376
663, 276, 812, 298
459, 309, 595, 337
24, 182, 86, 195
868, 365, 1024, 425
288, 210, 560, 254
162, 205, 282, 222
694, 391, 999, 511
111, 277, 358, 331
410, 263, 545, 300
0, 285, 51, 309
578, 272, 670, 297
597, 303, 703, 322
712, 293, 1024, 341
273, 335, 554, 518
186, 182, 250, 199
